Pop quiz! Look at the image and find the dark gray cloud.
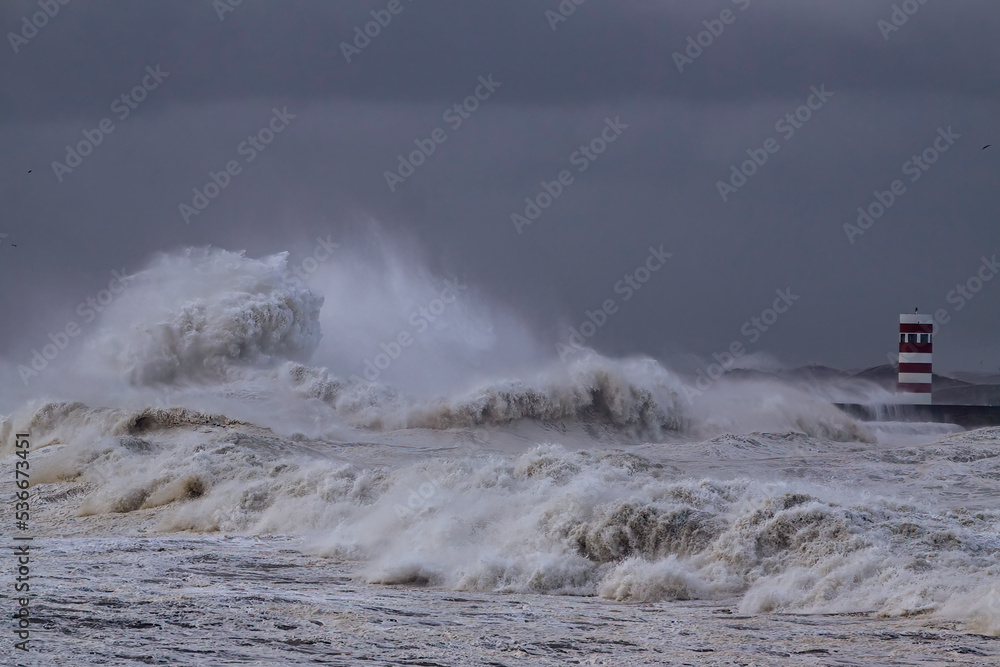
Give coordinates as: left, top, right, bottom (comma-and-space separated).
4, 0, 1000, 118
2, 0, 999, 380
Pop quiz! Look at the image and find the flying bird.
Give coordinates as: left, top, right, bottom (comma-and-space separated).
984, 145, 992, 150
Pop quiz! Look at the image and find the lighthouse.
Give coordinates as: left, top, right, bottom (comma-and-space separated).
835, 312, 1000, 427
897, 312, 934, 404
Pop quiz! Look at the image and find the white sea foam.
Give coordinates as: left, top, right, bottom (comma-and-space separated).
9, 404, 997, 634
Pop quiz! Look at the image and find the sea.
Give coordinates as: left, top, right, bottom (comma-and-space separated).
2, 247, 998, 665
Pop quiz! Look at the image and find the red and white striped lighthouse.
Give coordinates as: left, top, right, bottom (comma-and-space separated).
897, 312, 933, 404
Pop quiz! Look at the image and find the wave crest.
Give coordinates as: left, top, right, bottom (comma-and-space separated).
282, 354, 685, 436
81, 248, 323, 385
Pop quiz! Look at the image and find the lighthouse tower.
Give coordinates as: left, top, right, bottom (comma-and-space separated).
897, 312, 933, 404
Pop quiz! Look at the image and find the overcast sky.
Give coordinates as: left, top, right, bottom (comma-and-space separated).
2, 0, 999, 378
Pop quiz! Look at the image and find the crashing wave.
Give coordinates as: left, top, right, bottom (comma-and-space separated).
78, 248, 323, 386
280, 353, 685, 436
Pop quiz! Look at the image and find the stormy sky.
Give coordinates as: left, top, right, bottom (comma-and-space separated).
1, 0, 999, 378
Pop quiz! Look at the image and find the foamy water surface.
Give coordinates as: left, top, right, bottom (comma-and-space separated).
3, 248, 998, 665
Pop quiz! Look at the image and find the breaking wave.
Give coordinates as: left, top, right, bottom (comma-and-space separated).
76, 248, 324, 386
282, 354, 685, 436
1, 245, 891, 442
